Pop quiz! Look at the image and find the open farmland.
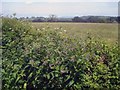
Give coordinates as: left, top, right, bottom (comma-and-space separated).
2, 1, 120, 89
32, 22, 118, 44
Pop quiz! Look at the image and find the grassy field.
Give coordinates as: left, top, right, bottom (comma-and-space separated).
32, 22, 118, 44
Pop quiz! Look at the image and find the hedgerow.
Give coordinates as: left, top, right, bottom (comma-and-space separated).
2, 18, 120, 89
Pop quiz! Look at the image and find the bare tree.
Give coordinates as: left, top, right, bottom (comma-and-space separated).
48, 14, 57, 22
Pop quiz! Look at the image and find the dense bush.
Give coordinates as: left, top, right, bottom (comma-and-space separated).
2, 18, 120, 89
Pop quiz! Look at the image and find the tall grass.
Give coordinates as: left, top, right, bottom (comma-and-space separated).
32, 22, 118, 44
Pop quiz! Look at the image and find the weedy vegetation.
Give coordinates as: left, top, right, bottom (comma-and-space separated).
2, 18, 120, 89
32, 22, 118, 44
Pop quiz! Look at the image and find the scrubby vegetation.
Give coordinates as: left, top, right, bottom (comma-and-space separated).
2, 18, 120, 89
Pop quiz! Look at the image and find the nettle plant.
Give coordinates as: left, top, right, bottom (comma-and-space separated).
2, 17, 120, 90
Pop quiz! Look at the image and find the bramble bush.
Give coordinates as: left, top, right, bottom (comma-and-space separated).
2, 18, 120, 89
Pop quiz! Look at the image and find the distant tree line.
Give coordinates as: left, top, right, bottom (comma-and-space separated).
72, 16, 118, 23
18, 15, 119, 23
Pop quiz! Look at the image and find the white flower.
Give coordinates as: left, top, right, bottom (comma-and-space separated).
37, 29, 40, 30
64, 30, 66, 32
9, 28, 12, 30
42, 28, 45, 30
59, 32, 62, 34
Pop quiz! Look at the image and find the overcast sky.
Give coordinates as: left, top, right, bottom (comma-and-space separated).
1, 0, 120, 2
1, 0, 119, 17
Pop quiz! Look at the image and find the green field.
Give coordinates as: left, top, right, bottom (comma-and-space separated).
32, 22, 118, 44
